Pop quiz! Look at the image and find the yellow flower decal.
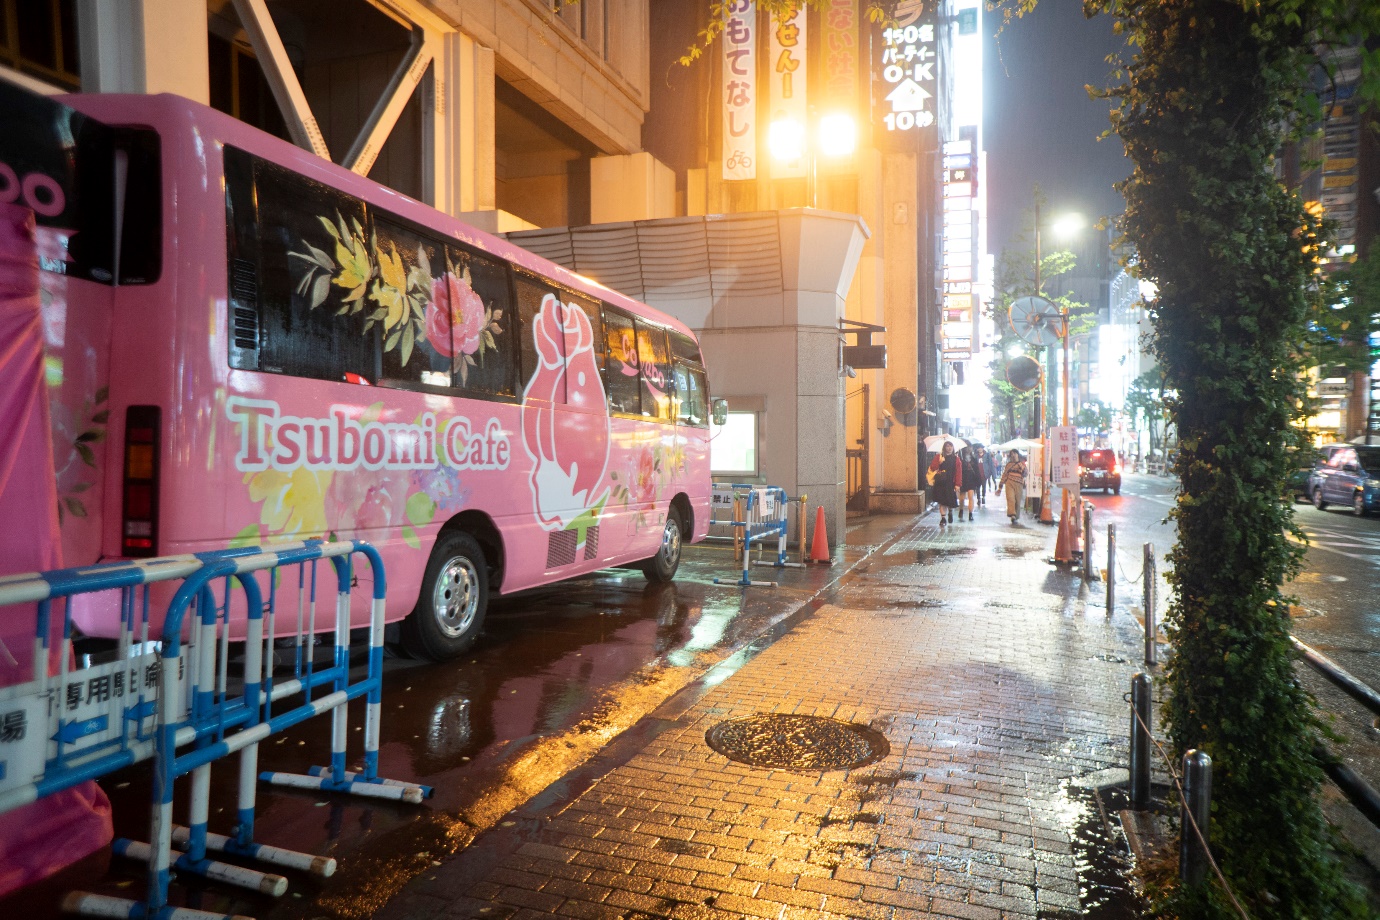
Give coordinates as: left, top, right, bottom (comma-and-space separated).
371, 243, 408, 330
248, 468, 334, 538
334, 233, 372, 303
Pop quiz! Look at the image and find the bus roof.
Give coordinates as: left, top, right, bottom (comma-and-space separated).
61, 92, 697, 339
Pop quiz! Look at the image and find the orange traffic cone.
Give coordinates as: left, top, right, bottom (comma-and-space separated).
1053, 490, 1074, 564
809, 505, 832, 565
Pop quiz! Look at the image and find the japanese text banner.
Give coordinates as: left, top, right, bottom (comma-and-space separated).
722, 0, 757, 181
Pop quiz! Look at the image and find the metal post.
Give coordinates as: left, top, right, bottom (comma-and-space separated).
1143, 542, 1157, 666
1082, 502, 1094, 581
1130, 673, 1152, 807
797, 494, 808, 564
1179, 749, 1213, 887
1106, 523, 1116, 616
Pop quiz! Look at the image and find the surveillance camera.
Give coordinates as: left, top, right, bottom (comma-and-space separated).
845, 365, 858, 378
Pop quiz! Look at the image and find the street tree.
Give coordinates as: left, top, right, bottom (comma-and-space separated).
999, 0, 1380, 916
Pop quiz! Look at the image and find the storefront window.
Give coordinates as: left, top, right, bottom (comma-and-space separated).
711, 411, 757, 476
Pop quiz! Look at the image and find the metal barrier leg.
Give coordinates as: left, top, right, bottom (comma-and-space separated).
1106, 523, 1116, 617
1179, 750, 1213, 886
1130, 673, 1152, 808
1143, 543, 1158, 666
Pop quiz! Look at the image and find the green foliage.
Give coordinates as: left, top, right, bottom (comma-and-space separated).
1305, 245, 1380, 375
1126, 368, 1169, 451
1043, 0, 1380, 915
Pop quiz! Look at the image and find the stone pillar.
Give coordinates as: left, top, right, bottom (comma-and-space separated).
879, 150, 920, 500
77, 0, 209, 102
590, 153, 676, 223
428, 32, 495, 218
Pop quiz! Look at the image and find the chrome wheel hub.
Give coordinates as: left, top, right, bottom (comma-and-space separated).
432, 556, 479, 638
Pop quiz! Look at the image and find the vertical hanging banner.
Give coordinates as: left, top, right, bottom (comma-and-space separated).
768, 2, 807, 179
721, 0, 758, 181
873, 1, 937, 151
822, 0, 858, 112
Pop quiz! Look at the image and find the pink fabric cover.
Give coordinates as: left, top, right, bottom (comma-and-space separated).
0, 202, 112, 895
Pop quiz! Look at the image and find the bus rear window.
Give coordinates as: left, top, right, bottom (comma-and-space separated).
0, 82, 161, 284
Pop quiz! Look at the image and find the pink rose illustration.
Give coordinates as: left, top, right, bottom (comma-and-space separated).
354, 485, 394, 533
630, 446, 657, 504
427, 272, 486, 357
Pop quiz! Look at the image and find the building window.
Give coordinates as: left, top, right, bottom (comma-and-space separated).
711, 411, 758, 477
0, 0, 80, 91
208, 32, 289, 141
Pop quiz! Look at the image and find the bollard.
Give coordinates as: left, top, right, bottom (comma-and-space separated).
1179, 749, 1213, 887
1129, 673, 1152, 808
1106, 523, 1116, 616
1143, 543, 1157, 666
1082, 502, 1095, 581
797, 494, 809, 565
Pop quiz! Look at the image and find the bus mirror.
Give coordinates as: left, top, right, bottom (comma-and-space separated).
712, 399, 729, 427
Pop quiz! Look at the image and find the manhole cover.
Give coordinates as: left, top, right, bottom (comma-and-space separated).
705, 714, 890, 771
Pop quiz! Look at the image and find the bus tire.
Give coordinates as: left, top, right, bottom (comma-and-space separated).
642, 507, 684, 583
402, 531, 489, 662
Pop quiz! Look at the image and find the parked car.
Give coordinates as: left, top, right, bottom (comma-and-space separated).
1079, 449, 1122, 494
1307, 444, 1380, 516
1285, 447, 1321, 502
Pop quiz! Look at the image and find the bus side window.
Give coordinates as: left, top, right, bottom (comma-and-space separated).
634, 321, 673, 421
515, 275, 565, 402
561, 292, 605, 413
602, 309, 640, 416
245, 157, 378, 384
374, 217, 451, 389
668, 330, 704, 367
674, 364, 708, 427
445, 245, 517, 399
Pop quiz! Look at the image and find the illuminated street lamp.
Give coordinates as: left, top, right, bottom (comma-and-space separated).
770, 110, 857, 207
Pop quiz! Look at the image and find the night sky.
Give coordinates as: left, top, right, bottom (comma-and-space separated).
983, 2, 1130, 259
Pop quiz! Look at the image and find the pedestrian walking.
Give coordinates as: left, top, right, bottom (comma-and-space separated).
973, 446, 990, 507
985, 447, 999, 493
996, 449, 1027, 524
960, 447, 981, 521
927, 441, 962, 527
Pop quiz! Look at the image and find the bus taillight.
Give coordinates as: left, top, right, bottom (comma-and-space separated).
122, 406, 160, 557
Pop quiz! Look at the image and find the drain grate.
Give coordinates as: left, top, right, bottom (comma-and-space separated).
705, 714, 890, 771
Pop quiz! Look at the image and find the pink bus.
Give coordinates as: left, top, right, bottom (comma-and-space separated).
2, 83, 721, 661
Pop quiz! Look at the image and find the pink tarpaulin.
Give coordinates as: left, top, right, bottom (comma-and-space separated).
0, 201, 112, 896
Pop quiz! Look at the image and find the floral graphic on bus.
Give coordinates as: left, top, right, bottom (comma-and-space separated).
54, 386, 107, 523
289, 215, 504, 379
426, 265, 503, 387
521, 294, 610, 534
608, 439, 685, 535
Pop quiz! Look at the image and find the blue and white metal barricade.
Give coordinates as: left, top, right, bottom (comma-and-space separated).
712, 485, 790, 588
0, 540, 429, 920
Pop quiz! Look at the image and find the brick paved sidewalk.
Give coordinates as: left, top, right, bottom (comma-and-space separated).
381, 509, 1148, 920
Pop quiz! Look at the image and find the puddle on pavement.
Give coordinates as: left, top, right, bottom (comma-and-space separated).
838, 597, 947, 611
993, 543, 1045, 559
1039, 781, 1146, 919
912, 547, 978, 564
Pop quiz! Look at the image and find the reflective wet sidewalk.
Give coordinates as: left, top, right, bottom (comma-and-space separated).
379, 505, 1149, 919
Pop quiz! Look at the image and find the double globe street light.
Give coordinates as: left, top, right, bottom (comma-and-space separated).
768, 111, 858, 207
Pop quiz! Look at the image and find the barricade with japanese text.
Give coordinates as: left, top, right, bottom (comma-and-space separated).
0, 540, 427, 920
711, 485, 795, 588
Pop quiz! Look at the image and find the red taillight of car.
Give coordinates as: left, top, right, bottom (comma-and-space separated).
122, 406, 160, 557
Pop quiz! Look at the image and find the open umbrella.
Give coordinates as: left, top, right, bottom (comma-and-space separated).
923, 434, 968, 451
996, 437, 1040, 453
